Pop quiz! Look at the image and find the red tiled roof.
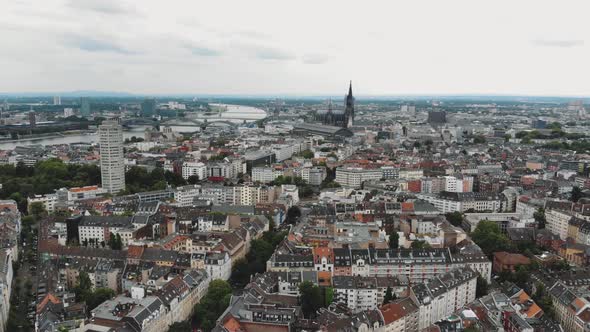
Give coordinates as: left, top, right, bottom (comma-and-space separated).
127, 245, 145, 259
37, 293, 61, 314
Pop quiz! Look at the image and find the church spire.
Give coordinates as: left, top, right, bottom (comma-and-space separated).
344, 81, 354, 128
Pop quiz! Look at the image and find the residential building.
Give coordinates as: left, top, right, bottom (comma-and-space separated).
336, 167, 382, 188
181, 162, 206, 180
410, 268, 478, 330
99, 120, 125, 194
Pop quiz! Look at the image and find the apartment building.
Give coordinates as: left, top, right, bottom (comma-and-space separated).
410, 268, 478, 330
301, 167, 327, 186
181, 162, 206, 180
333, 276, 378, 313
27, 193, 58, 213
99, 120, 125, 194
417, 192, 503, 213
252, 166, 284, 183
546, 209, 573, 241
336, 167, 382, 188
77, 216, 135, 248
271, 247, 491, 283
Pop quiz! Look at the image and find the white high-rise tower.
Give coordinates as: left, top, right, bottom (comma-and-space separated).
99, 120, 125, 194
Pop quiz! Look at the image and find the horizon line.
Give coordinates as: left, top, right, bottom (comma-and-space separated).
1, 91, 590, 100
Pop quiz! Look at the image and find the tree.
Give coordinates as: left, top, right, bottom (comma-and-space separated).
411, 240, 430, 249
115, 234, 122, 249
168, 321, 191, 332
193, 280, 232, 332
572, 186, 582, 203
532, 283, 556, 319
77, 271, 92, 294
321, 180, 341, 189
300, 150, 314, 159
514, 265, 529, 288
476, 277, 488, 298
285, 206, 301, 225
109, 233, 122, 250
230, 229, 287, 288
383, 286, 396, 305
165, 170, 187, 187
473, 135, 486, 144
445, 211, 463, 227
230, 258, 251, 288
85, 288, 115, 311
471, 220, 511, 256
29, 202, 46, 217
187, 175, 199, 185
389, 231, 399, 249
299, 185, 314, 198
109, 233, 116, 248
324, 287, 334, 307
299, 281, 322, 318
534, 208, 546, 229
547, 122, 562, 130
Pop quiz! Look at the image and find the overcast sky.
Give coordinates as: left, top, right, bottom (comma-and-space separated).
1, 0, 589, 96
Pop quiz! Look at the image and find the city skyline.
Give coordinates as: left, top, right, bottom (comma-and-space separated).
2, 0, 589, 96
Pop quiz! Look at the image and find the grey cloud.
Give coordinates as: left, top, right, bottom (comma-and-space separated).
236, 29, 271, 40
190, 47, 222, 56
66, 0, 135, 15
302, 54, 329, 64
63, 35, 134, 54
253, 46, 295, 61
182, 43, 222, 56
532, 39, 584, 48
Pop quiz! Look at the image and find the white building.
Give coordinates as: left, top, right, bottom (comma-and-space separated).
78, 216, 134, 248
516, 196, 543, 218
66, 185, 107, 201
545, 209, 572, 241
280, 185, 299, 204
381, 166, 399, 179
417, 192, 503, 213
174, 185, 202, 207
271, 144, 295, 162
411, 268, 478, 331
335, 167, 382, 189
99, 120, 126, 194
205, 251, 231, 281
333, 276, 379, 313
301, 167, 327, 186
444, 176, 474, 193
182, 162, 207, 180
252, 167, 284, 184
63, 107, 74, 117
27, 194, 58, 213
398, 169, 424, 180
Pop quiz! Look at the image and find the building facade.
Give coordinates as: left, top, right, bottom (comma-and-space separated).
99, 120, 126, 194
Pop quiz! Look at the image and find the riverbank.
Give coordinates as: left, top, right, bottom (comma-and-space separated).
0, 130, 95, 144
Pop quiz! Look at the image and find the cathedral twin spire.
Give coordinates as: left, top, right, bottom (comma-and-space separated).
316, 81, 354, 128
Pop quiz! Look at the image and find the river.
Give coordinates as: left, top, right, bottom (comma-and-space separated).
0, 104, 267, 150
0, 127, 148, 150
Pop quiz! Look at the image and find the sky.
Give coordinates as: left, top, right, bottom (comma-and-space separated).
1, 0, 590, 96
